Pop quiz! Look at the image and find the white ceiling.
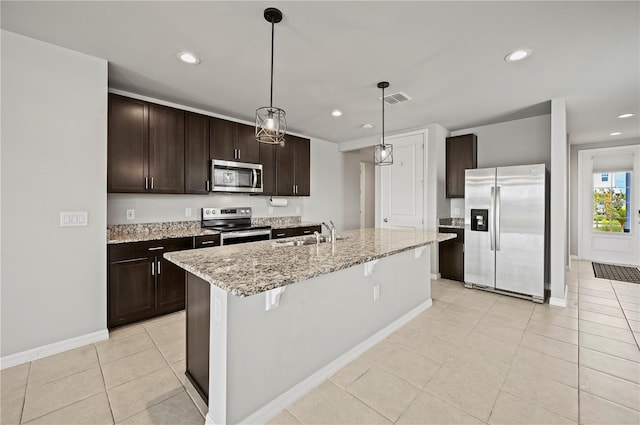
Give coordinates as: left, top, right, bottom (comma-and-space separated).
2, 1, 638, 145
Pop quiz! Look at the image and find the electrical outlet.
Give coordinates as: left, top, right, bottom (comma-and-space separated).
185, 207, 192, 217
454, 207, 460, 216
126, 209, 135, 220
60, 212, 88, 227
373, 284, 381, 302
296, 206, 301, 215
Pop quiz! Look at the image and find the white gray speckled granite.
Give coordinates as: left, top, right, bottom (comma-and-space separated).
438, 217, 465, 229
270, 221, 322, 230
108, 220, 219, 244
164, 227, 456, 297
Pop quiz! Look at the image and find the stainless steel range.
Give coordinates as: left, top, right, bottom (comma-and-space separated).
201, 207, 271, 245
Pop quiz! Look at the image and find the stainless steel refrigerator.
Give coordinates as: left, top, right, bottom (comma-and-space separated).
464, 164, 549, 302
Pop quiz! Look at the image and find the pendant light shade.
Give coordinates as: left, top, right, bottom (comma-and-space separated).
374, 81, 393, 166
256, 7, 287, 145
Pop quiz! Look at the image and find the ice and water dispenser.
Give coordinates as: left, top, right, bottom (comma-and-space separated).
470, 209, 488, 231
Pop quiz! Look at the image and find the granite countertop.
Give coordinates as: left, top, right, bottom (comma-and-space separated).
270, 222, 322, 230
108, 228, 219, 244
164, 227, 456, 297
438, 218, 465, 229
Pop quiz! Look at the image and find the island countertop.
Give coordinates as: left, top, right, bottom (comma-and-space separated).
164, 227, 456, 297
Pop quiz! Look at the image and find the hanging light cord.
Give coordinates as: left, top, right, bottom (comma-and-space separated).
381, 85, 385, 148
269, 17, 275, 109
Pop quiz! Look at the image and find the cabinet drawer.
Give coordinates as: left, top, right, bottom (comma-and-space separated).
296, 225, 322, 236
109, 237, 193, 263
271, 228, 295, 239
194, 234, 221, 248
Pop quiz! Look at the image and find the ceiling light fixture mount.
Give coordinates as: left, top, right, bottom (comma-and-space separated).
332, 110, 343, 117
374, 81, 393, 166
504, 48, 532, 62
362, 123, 374, 129
617, 113, 635, 119
256, 7, 286, 145
177, 52, 200, 64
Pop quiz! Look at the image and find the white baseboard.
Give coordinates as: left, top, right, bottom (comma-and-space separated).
430, 273, 441, 280
549, 286, 568, 307
224, 298, 434, 425
570, 255, 580, 260
0, 329, 109, 370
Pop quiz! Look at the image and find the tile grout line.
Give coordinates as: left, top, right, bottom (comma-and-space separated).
609, 279, 640, 349
18, 361, 31, 425
95, 341, 117, 425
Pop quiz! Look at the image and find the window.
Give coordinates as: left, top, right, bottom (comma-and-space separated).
593, 171, 631, 233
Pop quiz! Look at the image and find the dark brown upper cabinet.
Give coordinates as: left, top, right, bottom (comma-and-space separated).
445, 133, 477, 198
108, 95, 148, 193
210, 119, 260, 164
148, 104, 185, 193
260, 143, 277, 196
276, 135, 310, 196
185, 112, 211, 194
108, 94, 185, 194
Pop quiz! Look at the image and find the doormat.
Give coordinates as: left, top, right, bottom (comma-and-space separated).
592, 262, 640, 284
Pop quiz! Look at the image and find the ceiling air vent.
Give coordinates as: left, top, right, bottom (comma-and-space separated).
381, 91, 412, 106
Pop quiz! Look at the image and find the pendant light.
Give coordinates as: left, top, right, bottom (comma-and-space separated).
374, 81, 393, 166
256, 7, 286, 145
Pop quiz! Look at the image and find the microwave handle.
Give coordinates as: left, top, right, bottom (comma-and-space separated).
252, 169, 258, 188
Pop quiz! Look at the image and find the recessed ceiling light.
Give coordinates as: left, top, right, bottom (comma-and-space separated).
331, 110, 342, 117
177, 52, 200, 64
610, 132, 622, 136
504, 49, 532, 62
362, 123, 374, 129
617, 113, 635, 119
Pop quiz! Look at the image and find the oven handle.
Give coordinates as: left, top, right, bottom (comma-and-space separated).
222, 229, 272, 239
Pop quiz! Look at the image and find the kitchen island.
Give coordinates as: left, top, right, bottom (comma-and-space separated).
164, 227, 455, 425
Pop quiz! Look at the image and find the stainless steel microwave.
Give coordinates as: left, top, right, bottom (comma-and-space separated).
210, 160, 263, 193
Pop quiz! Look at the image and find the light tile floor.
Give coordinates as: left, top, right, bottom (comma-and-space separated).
1, 260, 639, 424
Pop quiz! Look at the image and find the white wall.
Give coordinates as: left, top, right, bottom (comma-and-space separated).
448, 114, 552, 217
549, 99, 568, 305
1, 31, 108, 358
569, 137, 640, 255
341, 150, 362, 230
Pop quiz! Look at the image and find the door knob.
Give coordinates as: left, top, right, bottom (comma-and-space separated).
384, 218, 388, 222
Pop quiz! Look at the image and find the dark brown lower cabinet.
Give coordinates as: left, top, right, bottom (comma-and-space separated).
438, 227, 464, 282
108, 237, 192, 328
186, 273, 211, 403
270, 225, 322, 239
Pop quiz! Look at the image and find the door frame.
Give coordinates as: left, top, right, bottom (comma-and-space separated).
577, 144, 640, 265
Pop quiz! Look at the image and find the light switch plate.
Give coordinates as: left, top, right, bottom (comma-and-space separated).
296, 206, 301, 214
60, 212, 88, 227
185, 207, 192, 217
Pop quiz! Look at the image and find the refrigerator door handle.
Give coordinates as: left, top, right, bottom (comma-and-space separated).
490, 186, 496, 251
495, 186, 501, 251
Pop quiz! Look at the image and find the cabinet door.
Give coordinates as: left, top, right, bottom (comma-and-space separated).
236, 123, 260, 164
276, 138, 296, 196
108, 258, 155, 328
446, 134, 477, 198
108, 94, 148, 193
148, 104, 185, 193
293, 136, 311, 196
156, 257, 187, 313
210, 117, 237, 161
185, 112, 210, 194
260, 143, 277, 196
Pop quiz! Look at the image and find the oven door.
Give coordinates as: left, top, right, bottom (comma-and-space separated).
211, 160, 263, 193
220, 229, 271, 246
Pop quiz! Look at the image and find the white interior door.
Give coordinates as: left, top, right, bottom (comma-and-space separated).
379, 132, 424, 228
579, 145, 640, 266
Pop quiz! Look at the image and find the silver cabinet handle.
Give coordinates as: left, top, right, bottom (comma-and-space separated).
303, 230, 311, 234
150, 177, 154, 190
276, 233, 286, 237
206, 180, 210, 191
145, 177, 149, 190
148, 246, 164, 251
157, 260, 161, 275
237, 149, 240, 159
151, 261, 155, 276
201, 240, 215, 245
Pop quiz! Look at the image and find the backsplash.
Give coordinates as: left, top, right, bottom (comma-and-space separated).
107, 193, 303, 225
252, 216, 301, 227
438, 217, 465, 228
108, 220, 200, 237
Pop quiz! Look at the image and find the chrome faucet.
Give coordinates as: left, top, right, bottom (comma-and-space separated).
322, 221, 337, 246
313, 231, 321, 245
